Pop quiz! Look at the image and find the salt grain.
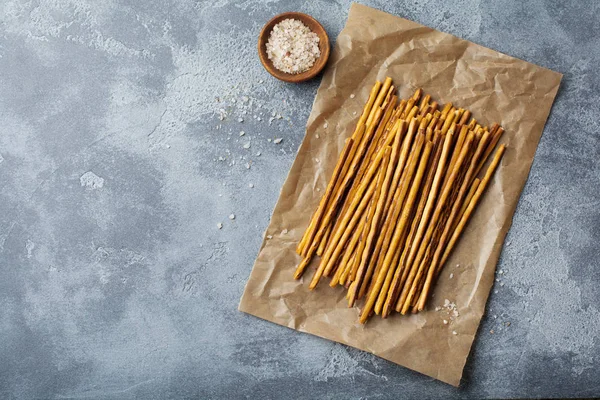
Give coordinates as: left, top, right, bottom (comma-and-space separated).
229, 214, 235, 220
249, 183, 254, 188
243, 142, 251, 149
273, 138, 283, 144
265, 19, 321, 74
350, 93, 355, 98
240, 131, 245, 136
217, 223, 223, 229
282, 229, 288, 234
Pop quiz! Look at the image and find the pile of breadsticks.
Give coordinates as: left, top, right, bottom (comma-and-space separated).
294, 77, 506, 324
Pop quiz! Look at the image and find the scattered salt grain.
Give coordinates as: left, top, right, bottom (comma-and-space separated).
240, 131, 245, 136
500, 282, 505, 287
353, 111, 357, 115
229, 214, 235, 220
315, 134, 320, 139
452, 331, 457, 335
443, 320, 448, 325
243, 142, 251, 149
256, 152, 261, 156
273, 138, 283, 144
323, 122, 328, 128
249, 183, 254, 188
267, 139, 272, 142
276, 114, 282, 119
245, 163, 251, 169
282, 229, 288, 234
217, 223, 223, 229
238, 118, 244, 123
449, 273, 454, 279
267, 235, 273, 239
350, 93, 355, 98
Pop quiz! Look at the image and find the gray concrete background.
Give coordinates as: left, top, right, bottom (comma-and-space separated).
0, 0, 598, 398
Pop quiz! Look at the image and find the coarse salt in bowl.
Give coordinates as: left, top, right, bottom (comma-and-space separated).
258, 12, 330, 83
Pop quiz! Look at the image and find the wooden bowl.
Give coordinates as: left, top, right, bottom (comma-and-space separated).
258, 12, 330, 83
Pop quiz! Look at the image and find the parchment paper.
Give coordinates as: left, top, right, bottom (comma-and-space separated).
239, 3, 562, 386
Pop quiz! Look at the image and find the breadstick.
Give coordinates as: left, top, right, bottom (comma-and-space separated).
347, 147, 393, 305
474, 126, 504, 178
319, 122, 401, 279
395, 132, 474, 312
360, 137, 430, 323
412, 88, 423, 102
293, 140, 359, 280
381, 132, 443, 316
366, 77, 392, 126
439, 145, 506, 268
362, 125, 420, 298
412, 131, 491, 311
457, 178, 480, 226
316, 224, 331, 256
417, 145, 506, 309
375, 140, 434, 315
330, 216, 364, 287
298, 139, 356, 257
350, 149, 390, 283
419, 94, 431, 111
459, 109, 471, 125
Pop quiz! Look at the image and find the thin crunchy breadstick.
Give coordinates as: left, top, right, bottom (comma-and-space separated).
324, 111, 386, 261
350, 149, 390, 284
439, 145, 506, 268
474, 126, 504, 178
293, 140, 358, 280
374, 140, 434, 314
360, 137, 430, 323
363, 120, 419, 295
381, 132, 442, 316
419, 94, 431, 111
440, 103, 453, 121
362, 133, 426, 300
299, 122, 365, 256
457, 178, 480, 226
459, 109, 471, 125
366, 77, 392, 126
400, 98, 415, 119
347, 147, 393, 306
319, 123, 401, 279
298, 139, 355, 256
411, 131, 491, 311
330, 216, 365, 287
412, 88, 423, 102
316, 224, 331, 256
417, 145, 506, 309
395, 132, 474, 312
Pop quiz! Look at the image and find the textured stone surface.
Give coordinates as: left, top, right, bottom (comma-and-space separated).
0, 0, 598, 398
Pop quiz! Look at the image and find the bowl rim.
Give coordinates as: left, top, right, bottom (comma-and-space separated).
257, 12, 330, 83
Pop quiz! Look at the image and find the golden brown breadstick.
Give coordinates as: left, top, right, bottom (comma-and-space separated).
395, 131, 474, 312
366, 77, 392, 126
416, 145, 506, 309
381, 132, 442, 316
360, 137, 431, 323
374, 140, 434, 315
